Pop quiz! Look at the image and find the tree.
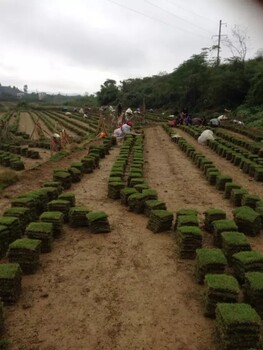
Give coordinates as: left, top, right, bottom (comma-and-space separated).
96, 79, 119, 105
222, 25, 250, 61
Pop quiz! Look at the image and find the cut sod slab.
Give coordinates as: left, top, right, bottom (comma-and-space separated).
53, 170, 72, 189
144, 200, 167, 217
0, 263, 22, 303
177, 226, 202, 259
0, 217, 22, 244
58, 192, 76, 207
195, 248, 227, 284
204, 274, 240, 317
147, 210, 174, 233
232, 250, 263, 282
25, 222, 53, 253
108, 181, 125, 199
204, 208, 226, 233
40, 211, 64, 237
47, 200, 71, 223
221, 231, 251, 264
86, 211, 110, 233
175, 214, 199, 230
212, 220, 238, 248
244, 271, 263, 318
215, 303, 261, 350
120, 188, 138, 206
8, 238, 41, 274
69, 207, 90, 227
233, 206, 262, 236
3, 207, 31, 231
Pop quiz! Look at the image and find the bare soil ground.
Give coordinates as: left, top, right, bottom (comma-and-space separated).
0, 126, 262, 350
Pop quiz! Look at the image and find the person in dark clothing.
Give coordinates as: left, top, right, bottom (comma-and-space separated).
117, 103, 123, 117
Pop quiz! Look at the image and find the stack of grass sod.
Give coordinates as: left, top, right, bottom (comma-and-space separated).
108, 177, 125, 199
230, 188, 248, 207
120, 188, 138, 205
134, 183, 149, 193
25, 222, 53, 253
69, 207, 90, 227
47, 199, 71, 223
0, 216, 22, 244
203, 274, 240, 318
195, 248, 228, 284
176, 225, 202, 259
215, 303, 261, 350
68, 165, 82, 183
0, 263, 22, 303
39, 211, 64, 238
215, 175, 232, 191
53, 169, 72, 189
255, 200, 263, 225
241, 194, 261, 210
233, 206, 262, 237
212, 219, 238, 248
203, 208, 226, 233
81, 156, 95, 173
175, 213, 199, 231
86, 211, 110, 233
244, 272, 263, 318
232, 251, 263, 283
221, 231, 251, 265
3, 207, 32, 232
128, 192, 148, 214
42, 181, 63, 195
17, 189, 49, 216
58, 192, 76, 207
0, 225, 9, 258
0, 298, 3, 334
224, 183, 241, 199
147, 210, 174, 233
144, 199, 166, 217
7, 238, 41, 274
39, 186, 61, 202
11, 196, 38, 221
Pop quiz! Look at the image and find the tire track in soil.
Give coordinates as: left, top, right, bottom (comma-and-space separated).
4, 140, 212, 350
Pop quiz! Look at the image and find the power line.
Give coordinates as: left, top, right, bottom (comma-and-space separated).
144, 0, 213, 35
104, 0, 210, 39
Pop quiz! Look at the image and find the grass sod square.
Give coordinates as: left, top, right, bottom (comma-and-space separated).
215, 303, 261, 350
204, 274, 240, 317
195, 248, 227, 284
144, 200, 167, 217
69, 207, 90, 227
0, 217, 22, 244
53, 170, 72, 189
128, 193, 147, 214
177, 226, 202, 259
25, 222, 53, 253
39, 187, 60, 201
176, 208, 198, 218
232, 251, 263, 283
47, 199, 71, 223
0, 225, 9, 258
230, 188, 248, 207
175, 214, 199, 231
141, 189, 158, 201
39, 211, 64, 237
215, 175, 232, 191
204, 208, 226, 232
70, 161, 84, 173
129, 177, 145, 187
212, 220, 238, 248
120, 188, 138, 205
42, 182, 63, 194
244, 272, 263, 317
221, 231, 251, 264
58, 192, 76, 207
8, 238, 41, 274
134, 183, 149, 193
241, 194, 261, 210
0, 263, 22, 303
81, 157, 95, 173
224, 183, 241, 199
108, 181, 125, 199
11, 197, 38, 220
86, 211, 110, 233
3, 207, 31, 231
147, 210, 174, 233
233, 206, 262, 236
68, 167, 82, 182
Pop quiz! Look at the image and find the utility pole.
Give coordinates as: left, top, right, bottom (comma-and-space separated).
212, 20, 227, 66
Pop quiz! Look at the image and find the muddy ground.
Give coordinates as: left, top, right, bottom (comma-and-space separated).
0, 125, 262, 350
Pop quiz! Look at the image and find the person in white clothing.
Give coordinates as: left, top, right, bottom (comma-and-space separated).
198, 129, 215, 145
124, 108, 133, 122
113, 121, 133, 141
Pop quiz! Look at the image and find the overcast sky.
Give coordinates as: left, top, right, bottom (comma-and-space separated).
0, 0, 262, 95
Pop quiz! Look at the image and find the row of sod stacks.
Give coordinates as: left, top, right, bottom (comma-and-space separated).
215, 303, 261, 350
0, 263, 22, 303
7, 238, 41, 274
244, 272, 263, 318
221, 232, 251, 265
212, 219, 238, 248
232, 251, 263, 283
86, 211, 110, 233
195, 248, 227, 284
69, 207, 90, 227
175, 209, 202, 259
0, 151, 25, 171
146, 210, 173, 233
233, 206, 262, 236
203, 274, 240, 317
26, 222, 53, 253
